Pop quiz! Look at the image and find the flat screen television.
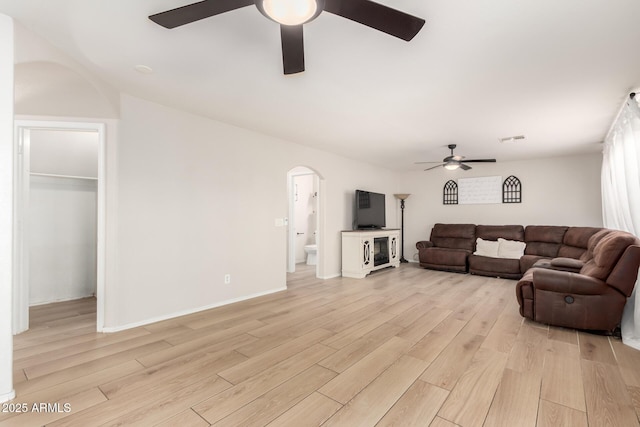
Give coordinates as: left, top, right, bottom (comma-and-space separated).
354, 190, 386, 229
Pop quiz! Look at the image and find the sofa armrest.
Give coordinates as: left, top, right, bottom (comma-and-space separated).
416, 241, 434, 250
533, 268, 607, 295
549, 257, 585, 272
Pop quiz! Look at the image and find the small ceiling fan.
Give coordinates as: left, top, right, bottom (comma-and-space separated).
148, 0, 425, 75
416, 144, 497, 171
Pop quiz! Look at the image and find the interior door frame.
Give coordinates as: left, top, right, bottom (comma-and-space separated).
287, 168, 323, 278
13, 120, 106, 333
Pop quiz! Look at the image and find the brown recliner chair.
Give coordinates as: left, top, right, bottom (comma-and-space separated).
416, 224, 476, 273
516, 230, 640, 332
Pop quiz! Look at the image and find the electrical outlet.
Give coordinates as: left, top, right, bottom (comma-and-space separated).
224, 274, 231, 284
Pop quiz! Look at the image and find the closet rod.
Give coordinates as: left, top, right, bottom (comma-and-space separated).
30, 172, 98, 181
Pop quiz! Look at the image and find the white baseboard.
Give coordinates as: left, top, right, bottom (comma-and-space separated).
320, 273, 341, 279
0, 389, 15, 403
102, 287, 287, 333
29, 294, 95, 307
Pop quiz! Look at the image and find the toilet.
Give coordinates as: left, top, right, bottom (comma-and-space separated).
304, 231, 318, 265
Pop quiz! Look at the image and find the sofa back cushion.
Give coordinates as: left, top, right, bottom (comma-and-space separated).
580, 231, 640, 280
524, 225, 568, 257
558, 227, 603, 259
430, 223, 476, 251
580, 229, 611, 262
476, 225, 524, 242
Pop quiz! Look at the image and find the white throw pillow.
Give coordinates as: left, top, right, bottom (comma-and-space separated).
497, 238, 526, 259
474, 238, 499, 257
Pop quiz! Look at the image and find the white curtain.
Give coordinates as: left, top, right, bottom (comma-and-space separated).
601, 93, 640, 349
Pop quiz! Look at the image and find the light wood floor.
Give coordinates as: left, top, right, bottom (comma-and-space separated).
5, 264, 640, 426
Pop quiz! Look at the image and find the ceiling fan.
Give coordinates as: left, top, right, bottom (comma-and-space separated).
416, 144, 497, 171
148, 0, 425, 75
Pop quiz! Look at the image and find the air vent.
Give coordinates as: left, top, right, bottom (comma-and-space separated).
499, 135, 525, 143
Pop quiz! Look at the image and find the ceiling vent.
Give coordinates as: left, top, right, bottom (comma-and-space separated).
499, 135, 525, 143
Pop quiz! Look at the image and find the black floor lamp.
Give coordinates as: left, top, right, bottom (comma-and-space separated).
394, 193, 410, 263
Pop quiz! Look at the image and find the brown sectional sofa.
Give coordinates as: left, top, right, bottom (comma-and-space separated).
416, 223, 640, 332
417, 224, 605, 279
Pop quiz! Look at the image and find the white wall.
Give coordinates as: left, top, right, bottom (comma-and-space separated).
12, 22, 119, 118
399, 153, 603, 261
113, 94, 398, 329
0, 13, 15, 403
29, 176, 97, 305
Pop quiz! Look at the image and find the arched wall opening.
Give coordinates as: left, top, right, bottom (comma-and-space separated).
287, 166, 326, 280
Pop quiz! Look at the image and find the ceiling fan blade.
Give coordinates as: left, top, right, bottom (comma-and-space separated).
424, 164, 444, 171
281, 25, 305, 75
464, 159, 497, 163
444, 155, 464, 162
323, 0, 425, 41
460, 163, 472, 171
149, 0, 253, 28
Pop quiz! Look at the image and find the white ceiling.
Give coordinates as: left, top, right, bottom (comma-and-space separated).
2, 0, 640, 171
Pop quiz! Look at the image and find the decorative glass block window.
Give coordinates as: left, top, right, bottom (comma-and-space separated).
443, 180, 458, 205
503, 175, 522, 203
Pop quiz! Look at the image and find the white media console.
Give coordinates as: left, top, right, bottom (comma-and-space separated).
341, 229, 400, 278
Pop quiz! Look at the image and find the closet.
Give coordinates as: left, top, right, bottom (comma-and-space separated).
28, 129, 98, 305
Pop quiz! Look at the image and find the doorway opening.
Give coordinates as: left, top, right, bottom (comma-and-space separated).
13, 121, 106, 334
287, 166, 324, 282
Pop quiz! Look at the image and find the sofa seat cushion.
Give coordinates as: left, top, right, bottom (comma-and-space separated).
468, 254, 522, 279
520, 255, 546, 273
419, 247, 470, 268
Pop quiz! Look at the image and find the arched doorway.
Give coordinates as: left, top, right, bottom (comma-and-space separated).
287, 166, 324, 280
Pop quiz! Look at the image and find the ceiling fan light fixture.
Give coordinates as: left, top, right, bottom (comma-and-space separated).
260, 0, 319, 25
444, 162, 459, 170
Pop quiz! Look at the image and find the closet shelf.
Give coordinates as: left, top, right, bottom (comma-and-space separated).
30, 172, 97, 181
